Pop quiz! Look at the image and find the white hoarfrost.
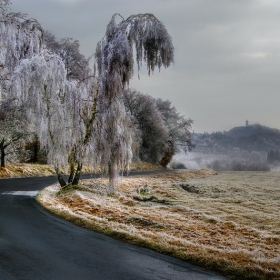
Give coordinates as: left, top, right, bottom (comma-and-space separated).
0, 11, 97, 180
0, 15, 43, 101
1, 10, 174, 192
10, 50, 97, 173
95, 13, 174, 193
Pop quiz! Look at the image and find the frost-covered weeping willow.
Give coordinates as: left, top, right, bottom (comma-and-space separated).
95, 13, 174, 193
2, 9, 175, 192
0, 14, 43, 101
10, 50, 97, 184
1, 10, 97, 186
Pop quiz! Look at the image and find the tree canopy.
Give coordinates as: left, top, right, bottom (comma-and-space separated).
123, 89, 193, 167
94, 13, 175, 193
0, 4, 193, 193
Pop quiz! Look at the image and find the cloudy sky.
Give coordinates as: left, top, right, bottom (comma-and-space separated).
10, 0, 280, 133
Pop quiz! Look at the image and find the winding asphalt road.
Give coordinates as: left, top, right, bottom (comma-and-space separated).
0, 173, 228, 280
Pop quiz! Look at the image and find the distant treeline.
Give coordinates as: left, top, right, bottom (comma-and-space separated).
267, 150, 280, 163
193, 124, 280, 153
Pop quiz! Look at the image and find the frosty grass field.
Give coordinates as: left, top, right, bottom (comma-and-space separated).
37, 170, 280, 280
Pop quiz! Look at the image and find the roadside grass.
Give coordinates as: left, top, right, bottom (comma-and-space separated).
0, 164, 56, 178
36, 170, 280, 280
0, 162, 164, 179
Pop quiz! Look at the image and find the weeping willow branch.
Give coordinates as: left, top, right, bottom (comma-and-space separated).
95, 13, 174, 193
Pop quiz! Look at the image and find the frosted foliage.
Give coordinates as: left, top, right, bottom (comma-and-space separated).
156, 98, 193, 154
0, 100, 32, 166
10, 50, 96, 171
0, 1, 10, 17
0, 15, 43, 100
95, 13, 174, 192
96, 13, 174, 98
95, 97, 133, 193
0, 10, 97, 182
123, 89, 169, 163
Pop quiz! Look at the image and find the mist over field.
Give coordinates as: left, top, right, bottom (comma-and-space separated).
171, 151, 280, 171
171, 124, 280, 172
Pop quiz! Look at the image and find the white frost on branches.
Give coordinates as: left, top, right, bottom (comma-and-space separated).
10, 50, 96, 172
1, 9, 175, 193
0, 9, 97, 179
0, 13, 43, 100
95, 13, 174, 193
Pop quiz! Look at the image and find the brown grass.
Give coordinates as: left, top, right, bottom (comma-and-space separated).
0, 164, 56, 178
37, 170, 280, 280
0, 162, 164, 179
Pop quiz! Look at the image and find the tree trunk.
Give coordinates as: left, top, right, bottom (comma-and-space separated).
0, 149, 5, 168
55, 167, 66, 188
68, 147, 75, 184
107, 162, 118, 194
159, 140, 175, 167
72, 163, 83, 185
68, 88, 99, 187
31, 138, 39, 163
0, 139, 5, 168
68, 164, 75, 184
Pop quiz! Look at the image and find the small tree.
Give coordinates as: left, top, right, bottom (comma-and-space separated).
95, 13, 174, 193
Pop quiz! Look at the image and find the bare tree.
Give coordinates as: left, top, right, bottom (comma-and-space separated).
95, 13, 174, 193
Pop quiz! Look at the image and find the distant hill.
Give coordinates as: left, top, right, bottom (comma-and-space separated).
193, 124, 280, 153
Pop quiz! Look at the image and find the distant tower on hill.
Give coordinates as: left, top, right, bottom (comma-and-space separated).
246, 120, 249, 127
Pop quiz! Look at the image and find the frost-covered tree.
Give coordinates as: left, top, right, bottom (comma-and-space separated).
1, 7, 97, 187
123, 89, 169, 164
44, 32, 91, 80
0, 5, 44, 167
2, 8, 175, 193
95, 13, 174, 193
0, 99, 32, 167
123, 89, 194, 167
0, 7, 43, 101
11, 49, 97, 187
156, 98, 194, 166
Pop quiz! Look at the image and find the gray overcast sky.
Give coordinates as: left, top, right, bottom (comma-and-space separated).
10, 0, 280, 133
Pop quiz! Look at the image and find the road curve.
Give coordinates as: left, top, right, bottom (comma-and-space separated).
0, 173, 228, 280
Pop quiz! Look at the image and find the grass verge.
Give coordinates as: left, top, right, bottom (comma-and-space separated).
0, 163, 56, 178
0, 162, 164, 178
36, 170, 280, 280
